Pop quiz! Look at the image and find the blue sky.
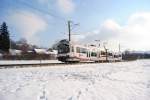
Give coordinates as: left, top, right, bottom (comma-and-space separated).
1, 0, 150, 51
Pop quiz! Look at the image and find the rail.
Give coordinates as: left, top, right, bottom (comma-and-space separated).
0, 60, 122, 69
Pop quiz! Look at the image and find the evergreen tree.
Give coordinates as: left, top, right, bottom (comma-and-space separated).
56, 39, 69, 53
0, 22, 10, 52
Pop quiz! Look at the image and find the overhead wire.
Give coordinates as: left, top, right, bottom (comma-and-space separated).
14, 0, 67, 23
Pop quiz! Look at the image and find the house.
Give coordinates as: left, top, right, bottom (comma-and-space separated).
33, 49, 47, 54
32, 48, 58, 59
9, 49, 22, 55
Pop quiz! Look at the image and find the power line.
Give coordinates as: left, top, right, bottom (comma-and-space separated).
14, 0, 66, 22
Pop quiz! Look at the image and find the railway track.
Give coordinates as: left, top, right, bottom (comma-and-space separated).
0, 63, 64, 69
0, 62, 99, 69
0, 60, 122, 69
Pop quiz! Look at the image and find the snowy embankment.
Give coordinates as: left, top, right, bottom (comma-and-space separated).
0, 60, 62, 65
0, 60, 150, 100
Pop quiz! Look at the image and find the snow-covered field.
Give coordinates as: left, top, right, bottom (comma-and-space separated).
0, 60, 150, 100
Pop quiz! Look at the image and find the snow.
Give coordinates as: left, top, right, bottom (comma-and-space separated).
0, 60, 150, 100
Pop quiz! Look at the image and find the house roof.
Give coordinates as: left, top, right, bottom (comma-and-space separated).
34, 49, 47, 54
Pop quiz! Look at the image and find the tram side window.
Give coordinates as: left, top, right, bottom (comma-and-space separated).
76, 47, 87, 54
81, 48, 87, 53
76, 47, 80, 53
119, 55, 122, 57
91, 52, 97, 57
72, 46, 74, 52
114, 55, 118, 58
108, 53, 113, 56
114, 54, 122, 58
101, 51, 106, 55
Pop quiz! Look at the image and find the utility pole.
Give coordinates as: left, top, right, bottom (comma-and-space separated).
119, 43, 121, 52
95, 40, 101, 47
67, 20, 71, 53
104, 46, 108, 62
95, 40, 101, 58
67, 20, 79, 53
67, 20, 79, 42
68, 20, 71, 42
103, 42, 108, 62
118, 43, 122, 61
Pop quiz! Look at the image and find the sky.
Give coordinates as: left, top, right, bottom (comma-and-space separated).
0, 0, 150, 51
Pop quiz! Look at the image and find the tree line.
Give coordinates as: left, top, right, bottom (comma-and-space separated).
0, 22, 58, 60
0, 22, 43, 53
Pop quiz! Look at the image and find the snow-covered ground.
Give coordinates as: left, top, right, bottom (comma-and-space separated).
0, 60, 150, 100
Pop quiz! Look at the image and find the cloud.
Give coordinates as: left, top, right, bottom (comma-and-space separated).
78, 19, 121, 44
79, 12, 150, 51
8, 10, 47, 45
57, 0, 75, 14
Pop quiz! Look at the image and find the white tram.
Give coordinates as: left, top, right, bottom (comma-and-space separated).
57, 40, 122, 62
